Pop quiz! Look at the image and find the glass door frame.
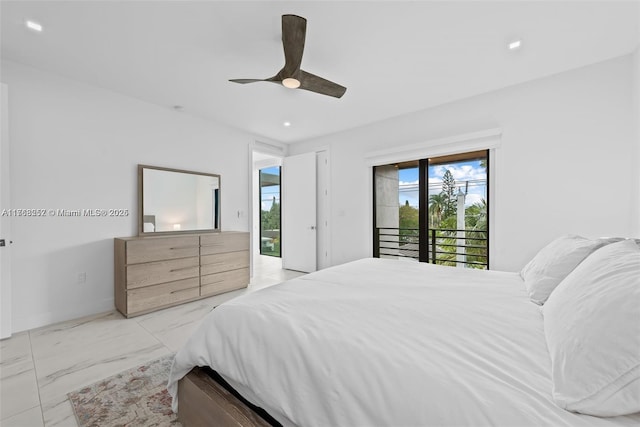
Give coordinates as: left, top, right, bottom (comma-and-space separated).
374, 149, 490, 268
259, 166, 282, 257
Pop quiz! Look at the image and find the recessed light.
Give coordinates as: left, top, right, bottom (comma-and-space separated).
172, 105, 184, 111
283, 121, 291, 127
25, 20, 43, 32
508, 39, 522, 51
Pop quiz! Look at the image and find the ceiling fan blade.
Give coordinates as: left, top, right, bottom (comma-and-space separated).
299, 70, 347, 98
281, 14, 306, 77
229, 76, 282, 87
229, 79, 267, 84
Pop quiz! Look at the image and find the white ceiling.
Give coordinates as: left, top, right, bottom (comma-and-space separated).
1, 1, 638, 144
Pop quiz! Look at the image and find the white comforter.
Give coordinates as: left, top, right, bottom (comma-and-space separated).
168, 258, 640, 426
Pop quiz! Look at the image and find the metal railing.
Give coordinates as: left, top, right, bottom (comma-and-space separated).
374, 227, 488, 269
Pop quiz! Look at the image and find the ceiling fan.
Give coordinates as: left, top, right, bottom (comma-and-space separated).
229, 14, 347, 99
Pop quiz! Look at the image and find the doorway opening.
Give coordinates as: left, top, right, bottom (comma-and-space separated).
252, 149, 284, 279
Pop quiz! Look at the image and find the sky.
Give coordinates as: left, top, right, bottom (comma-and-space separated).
398, 159, 486, 208
260, 166, 280, 211
260, 161, 486, 212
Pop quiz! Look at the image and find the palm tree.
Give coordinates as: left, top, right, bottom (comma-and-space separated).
428, 193, 446, 228
469, 199, 487, 231
466, 198, 487, 269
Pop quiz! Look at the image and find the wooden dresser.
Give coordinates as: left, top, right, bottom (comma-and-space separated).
114, 231, 249, 317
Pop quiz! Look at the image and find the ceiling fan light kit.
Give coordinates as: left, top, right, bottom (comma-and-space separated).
282, 77, 301, 89
230, 14, 346, 99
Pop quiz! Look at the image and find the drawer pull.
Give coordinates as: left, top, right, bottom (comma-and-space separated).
169, 246, 196, 250
170, 266, 196, 273
207, 279, 226, 285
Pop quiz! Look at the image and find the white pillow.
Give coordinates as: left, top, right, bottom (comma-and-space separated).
520, 234, 605, 305
543, 239, 640, 416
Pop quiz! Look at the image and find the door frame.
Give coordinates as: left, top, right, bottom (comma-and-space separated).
249, 141, 287, 277
249, 143, 332, 274
365, 128, 501, 269
1, 83, 12, 339
315, 148, 331, 270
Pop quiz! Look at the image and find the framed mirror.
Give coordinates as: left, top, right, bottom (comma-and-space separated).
138, 164, 221, 236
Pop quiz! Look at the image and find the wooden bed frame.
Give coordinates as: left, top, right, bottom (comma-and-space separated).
177, 367, 276, 427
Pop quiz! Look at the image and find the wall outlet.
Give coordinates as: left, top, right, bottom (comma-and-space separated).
77, 272, 86, 284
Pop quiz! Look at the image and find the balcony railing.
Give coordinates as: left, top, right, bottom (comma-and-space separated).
374, 227, 488, 269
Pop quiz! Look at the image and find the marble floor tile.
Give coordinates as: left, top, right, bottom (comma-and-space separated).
253, 254, 282, 268
0, 360, 41, 420
29, 311, 129, 353
1, 406, 44, 427
135, 299, 217, 352
199, 287, 250, 306
249, 275, 283, 289
41, 395, 76, 427
134, 287, 259, 347
280, 269, 307, 280
253, 269, 305, 284
0, 331, 32, 366
30, 311, 169, 406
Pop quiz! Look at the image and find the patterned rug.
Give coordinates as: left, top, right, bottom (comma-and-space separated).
68, 354, 182, 427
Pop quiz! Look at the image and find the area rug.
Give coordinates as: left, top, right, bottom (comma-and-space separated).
68, 354, 182, 427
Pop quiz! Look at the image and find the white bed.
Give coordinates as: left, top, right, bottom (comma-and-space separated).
168, 257, 640, 426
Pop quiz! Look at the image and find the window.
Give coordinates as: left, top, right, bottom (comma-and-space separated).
373, 150, 489, 269
259, 166, 281, 257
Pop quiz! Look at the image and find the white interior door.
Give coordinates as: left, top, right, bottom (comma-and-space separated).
1, 83, 12, 339
282, 152, 316, 272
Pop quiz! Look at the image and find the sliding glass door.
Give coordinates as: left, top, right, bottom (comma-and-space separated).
374, 150, 489, 269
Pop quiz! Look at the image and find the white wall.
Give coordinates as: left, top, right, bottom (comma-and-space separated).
2, 60, 269, 332
289, 54, 638, 272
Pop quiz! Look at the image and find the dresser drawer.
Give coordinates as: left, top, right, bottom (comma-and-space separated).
127, 278, 200, 315
127, 256, 199, 289
201, 251, 249, 275
126, 236, 199, 264
201, 268, 249, 297
200, 233, 249, 255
